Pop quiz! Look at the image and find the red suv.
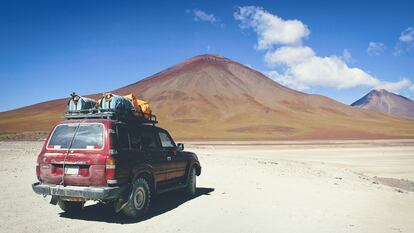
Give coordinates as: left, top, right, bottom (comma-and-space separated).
32, 114, 201, 219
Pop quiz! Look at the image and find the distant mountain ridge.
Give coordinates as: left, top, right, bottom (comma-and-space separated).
1, 54, 414, 140
351, 89, 414, 119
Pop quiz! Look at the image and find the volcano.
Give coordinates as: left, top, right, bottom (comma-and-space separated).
1, 54, 414, 140
351, 89, 414, 119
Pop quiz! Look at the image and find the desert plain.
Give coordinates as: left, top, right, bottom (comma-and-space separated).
0, 140, 413, 233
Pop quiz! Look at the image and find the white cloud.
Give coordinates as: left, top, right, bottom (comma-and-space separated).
289, 56, 380, 89
410, 85, 414, 92
394, 27, 414, 55
264, 46, 315, 66
272, 54, 380, 90
375, 78, 412, 93
234, 6, 310, 49
367, 42, 385, 56
235, 6, 414, 94
400, 27, 414, 43
189, 9, 218, 24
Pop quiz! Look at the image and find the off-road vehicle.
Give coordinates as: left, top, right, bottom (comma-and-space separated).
32, 111, 201, 218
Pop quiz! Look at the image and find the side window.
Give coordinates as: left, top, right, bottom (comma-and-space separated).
158, 131, 175, 148
130, 128, 142, 150
117, 124, 130, 150
140, 130, 158, 149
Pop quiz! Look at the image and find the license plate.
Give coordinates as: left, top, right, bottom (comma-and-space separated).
65, 166, 79, 175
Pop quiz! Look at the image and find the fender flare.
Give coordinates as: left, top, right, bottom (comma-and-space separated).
130, 164, 156, 192
184, 161, 201, 185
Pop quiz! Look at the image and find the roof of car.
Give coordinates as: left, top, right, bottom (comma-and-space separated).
59, 118, 114, 124
57, 118, 163, 130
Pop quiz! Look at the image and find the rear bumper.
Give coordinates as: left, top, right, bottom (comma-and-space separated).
32, 182, 126, 200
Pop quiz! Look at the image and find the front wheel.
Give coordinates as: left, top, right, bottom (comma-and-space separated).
58, 200, 84, 213
185, 167, 197, 196
121, 178, 151, 219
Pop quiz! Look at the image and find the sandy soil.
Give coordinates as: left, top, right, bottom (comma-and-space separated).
0, 140, 413, 233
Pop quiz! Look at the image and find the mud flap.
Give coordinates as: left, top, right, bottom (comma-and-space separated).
113, 198, 126, 213
113, 187, 132, 213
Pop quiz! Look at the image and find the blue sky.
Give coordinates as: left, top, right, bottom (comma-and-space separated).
0, 0, 413, 112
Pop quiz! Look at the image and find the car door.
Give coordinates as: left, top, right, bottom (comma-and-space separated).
157, 129, 188, 181
113, 123, 133, 185
128, 124, 148, 172
140, 127, 169, 183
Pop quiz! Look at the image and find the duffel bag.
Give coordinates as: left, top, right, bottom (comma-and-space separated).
123, 94, 152, 119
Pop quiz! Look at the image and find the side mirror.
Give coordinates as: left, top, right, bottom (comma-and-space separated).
177, 143, 184, 152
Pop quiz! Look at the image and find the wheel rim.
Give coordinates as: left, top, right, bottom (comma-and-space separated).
133, 187, 146, 210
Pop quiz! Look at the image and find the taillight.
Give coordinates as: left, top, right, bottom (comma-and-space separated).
36, 161, 40, 180
105, 158, 117, 185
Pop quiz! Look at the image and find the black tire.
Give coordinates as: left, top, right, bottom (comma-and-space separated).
58, 200, 84, 213
121, 178, 151, 219
185, 167, 197, 196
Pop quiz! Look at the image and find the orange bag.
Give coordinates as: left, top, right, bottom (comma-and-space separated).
123, 94, 152, 119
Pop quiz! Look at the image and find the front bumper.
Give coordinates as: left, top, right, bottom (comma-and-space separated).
32, 182, 126, 200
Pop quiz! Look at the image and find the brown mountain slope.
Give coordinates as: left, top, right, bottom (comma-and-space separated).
1, 54, 414, 140
351, 89, 414, 119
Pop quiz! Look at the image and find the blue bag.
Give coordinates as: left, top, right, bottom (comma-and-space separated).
67, 93, 97, 111
99, 93, 134, 114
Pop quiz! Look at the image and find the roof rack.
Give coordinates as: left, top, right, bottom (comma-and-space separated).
64, 109, 158, 125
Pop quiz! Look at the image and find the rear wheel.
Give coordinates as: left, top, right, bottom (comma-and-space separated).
185, 167, 197, 196
58, 200, 84, 213
121, 178, 151, 219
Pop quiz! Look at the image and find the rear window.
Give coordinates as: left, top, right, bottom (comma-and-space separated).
48, 124, 104, 150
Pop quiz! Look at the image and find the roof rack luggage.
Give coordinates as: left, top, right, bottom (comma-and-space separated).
64, 109, 158, 125
64, 92, 158, 125
67, 93, 97, 111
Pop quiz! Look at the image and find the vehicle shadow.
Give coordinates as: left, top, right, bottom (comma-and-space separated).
59, 187, 214, 224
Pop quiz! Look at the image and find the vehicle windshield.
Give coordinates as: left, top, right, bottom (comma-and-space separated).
48, 124, 104, 149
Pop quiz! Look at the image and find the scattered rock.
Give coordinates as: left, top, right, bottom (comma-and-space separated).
390, 227, 402, 232
258, 161, 278, 165
376, 177, 414, 192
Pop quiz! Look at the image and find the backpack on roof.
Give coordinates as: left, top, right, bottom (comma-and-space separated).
67, 93, 97, 112
123, 94, 152, 120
